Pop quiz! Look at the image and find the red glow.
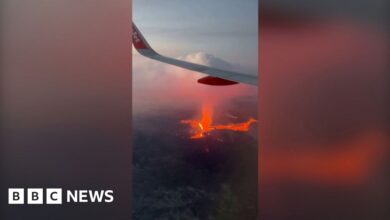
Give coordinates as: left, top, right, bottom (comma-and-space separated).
181, 104, 256, 139
260, 131, 388, 185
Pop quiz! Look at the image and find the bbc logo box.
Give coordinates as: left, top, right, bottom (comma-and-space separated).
8, 188, 62, 205
8, 188, 24, 205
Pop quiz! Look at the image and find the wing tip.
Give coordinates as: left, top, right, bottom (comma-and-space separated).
132, 22, 153, 51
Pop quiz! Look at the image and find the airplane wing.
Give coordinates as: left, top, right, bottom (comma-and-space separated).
132, 22, 258, 86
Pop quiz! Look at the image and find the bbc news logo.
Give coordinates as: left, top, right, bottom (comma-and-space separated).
8, 188, 114, 205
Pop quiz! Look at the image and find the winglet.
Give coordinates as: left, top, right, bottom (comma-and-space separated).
132, 22, 157, 55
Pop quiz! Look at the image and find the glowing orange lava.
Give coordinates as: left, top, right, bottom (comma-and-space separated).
181, 104, 257, 139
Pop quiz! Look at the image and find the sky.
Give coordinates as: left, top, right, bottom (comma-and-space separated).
132, 0, 258, 117
133, 0, 258, 73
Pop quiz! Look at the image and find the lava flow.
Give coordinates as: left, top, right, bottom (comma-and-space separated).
181, 104, 257, 139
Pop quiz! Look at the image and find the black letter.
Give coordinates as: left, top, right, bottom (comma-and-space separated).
50, 192, 58, 201
13, 192, 20, 201
32, 192, 39, 201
